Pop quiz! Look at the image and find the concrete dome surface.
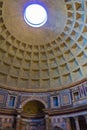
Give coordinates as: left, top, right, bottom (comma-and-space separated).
0, 0, 87, 92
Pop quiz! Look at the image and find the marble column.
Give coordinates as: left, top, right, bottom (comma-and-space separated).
65, 117, 72, 130
16, 115, 21, 130
16, 108, 23, 130
74, 116, 80, 130
21, 121, 26, 130
26, 123, 29, 130
45, 115, 51, 130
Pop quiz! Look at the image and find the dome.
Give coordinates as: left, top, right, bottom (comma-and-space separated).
0, 0, 87, 92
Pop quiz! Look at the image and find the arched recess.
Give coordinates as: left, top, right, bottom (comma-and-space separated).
19, 97, 48, 109
23, 100, 45, 115
20, 99, 46, 130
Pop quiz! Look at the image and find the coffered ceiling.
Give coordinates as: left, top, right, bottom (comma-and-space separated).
0, 0, 87, 92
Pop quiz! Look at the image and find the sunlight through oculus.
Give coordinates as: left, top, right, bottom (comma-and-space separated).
24, 4, 47, 27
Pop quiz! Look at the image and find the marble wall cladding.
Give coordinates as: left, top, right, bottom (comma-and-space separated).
0, 81, 87, 130
51, 116, 66, 130
0, 80, 87, 110
0, 89, 8, 107
18, 93, 49, 109
60, 90, 72, 106
50, 80, 87, 109
21, 118, 46, 130
0, 115, 14, 129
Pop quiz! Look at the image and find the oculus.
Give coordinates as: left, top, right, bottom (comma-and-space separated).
24, 4, 47, 27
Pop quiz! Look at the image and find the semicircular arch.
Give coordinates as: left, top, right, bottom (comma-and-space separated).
19, 97, 48, 108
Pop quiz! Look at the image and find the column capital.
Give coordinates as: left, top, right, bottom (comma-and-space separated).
16, 108, 23, 114
84, 115, 87, 118
74, 116, 79, 120
64, 117, 70, 123
45, 114, 49, 118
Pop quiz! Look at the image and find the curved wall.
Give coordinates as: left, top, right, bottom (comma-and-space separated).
0, 80, 87, 129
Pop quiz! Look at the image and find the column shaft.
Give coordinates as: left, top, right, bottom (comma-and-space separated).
16, 115, 21, 130
84, 115, 87, 124
74, 117, 80, 130
45, 115, 51, 130
66, 118, 72, 130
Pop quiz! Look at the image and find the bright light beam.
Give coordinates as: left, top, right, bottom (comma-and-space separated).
24, 4, 47, 27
